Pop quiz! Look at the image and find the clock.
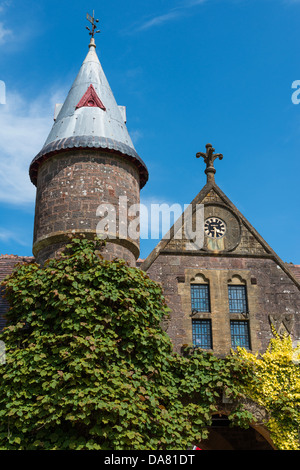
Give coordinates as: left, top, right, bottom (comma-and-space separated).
204, 217, 226, 239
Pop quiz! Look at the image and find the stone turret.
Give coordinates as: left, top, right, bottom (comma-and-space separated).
29, 31, 148, 266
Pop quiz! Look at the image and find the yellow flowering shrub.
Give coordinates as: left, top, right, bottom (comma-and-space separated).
233, 333, 300, 450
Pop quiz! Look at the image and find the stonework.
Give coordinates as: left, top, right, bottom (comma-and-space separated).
145, 253, 300, 355
1, 26, 300, 450
32, 150, 140, 266
142, 181, 300, 356
0, 32, 299, 367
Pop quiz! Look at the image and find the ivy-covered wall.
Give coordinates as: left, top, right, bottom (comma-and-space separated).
0, 239, 299, 450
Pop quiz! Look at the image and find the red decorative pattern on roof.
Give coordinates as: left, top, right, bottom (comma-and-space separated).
75, 84, 106, 110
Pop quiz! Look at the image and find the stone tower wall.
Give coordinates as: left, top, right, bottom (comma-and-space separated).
32, 149, 140, 266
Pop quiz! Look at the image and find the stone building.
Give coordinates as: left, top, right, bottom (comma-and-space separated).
141, 145, 300, 356
0, 23, 299, 450
29, 35, 148, 267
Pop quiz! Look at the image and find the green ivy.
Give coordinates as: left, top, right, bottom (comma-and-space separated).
0, 237, 261, 449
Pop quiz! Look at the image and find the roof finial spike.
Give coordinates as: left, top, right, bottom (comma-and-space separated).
196, 143, 223, 184
86, 11, 100, 47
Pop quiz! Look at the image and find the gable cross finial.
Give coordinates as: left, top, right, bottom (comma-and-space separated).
86, 11, 100, 40
196, 143, 223, 183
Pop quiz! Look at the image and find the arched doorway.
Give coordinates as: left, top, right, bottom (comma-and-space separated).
196, 415, 275, 450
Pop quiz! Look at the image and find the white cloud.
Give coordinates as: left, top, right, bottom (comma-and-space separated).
0, 88, 67, 205
134, 0, 208, 31
0, 21, 11, 44
0, 1, 12, 44
0, 227, 29, 246
137, 11, 183, 31
134, 0, 300, 32
0, 0, 12, 14
130, 129, 143, 145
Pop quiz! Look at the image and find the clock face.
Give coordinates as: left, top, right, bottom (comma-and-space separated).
204, 217, 226, 239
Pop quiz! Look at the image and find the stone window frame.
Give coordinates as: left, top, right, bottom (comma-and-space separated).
227, 274, 249, 317
189, 273, 212, 320
227, 275, 252, 351
191, 282, 211, 314
179, 269, 260, 356
228, 285, 248, 314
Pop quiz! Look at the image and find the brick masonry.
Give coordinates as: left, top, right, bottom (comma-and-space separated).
146, 254, 300, 355
143, 184, 300, 355
33, 149, 140, 266
1, 164, 299, 361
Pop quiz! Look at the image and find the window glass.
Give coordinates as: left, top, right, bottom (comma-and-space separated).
191, 284, 210, 313
228, 285, 248, 313
230, 320, 250, 349
192, 319, 212, 349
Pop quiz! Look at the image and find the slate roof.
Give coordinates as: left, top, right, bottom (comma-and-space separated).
29, 38, 148, 188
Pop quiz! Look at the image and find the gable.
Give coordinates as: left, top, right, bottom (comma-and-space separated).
141, 182, 300, 290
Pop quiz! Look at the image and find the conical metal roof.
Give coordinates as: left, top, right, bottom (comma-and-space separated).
29, 38, 148, 188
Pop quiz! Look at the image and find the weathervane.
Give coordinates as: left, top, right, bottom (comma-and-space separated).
196, 143, 223, 183
86, 11, 100, 38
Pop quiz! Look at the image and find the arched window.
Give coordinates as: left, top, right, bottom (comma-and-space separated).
190, 274, 212, 349
227, 275, 248, 314
190, 273, 210, 313
228, 275, 250, 349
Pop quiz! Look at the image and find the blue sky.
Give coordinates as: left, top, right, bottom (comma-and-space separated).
0, 0, 300, 263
